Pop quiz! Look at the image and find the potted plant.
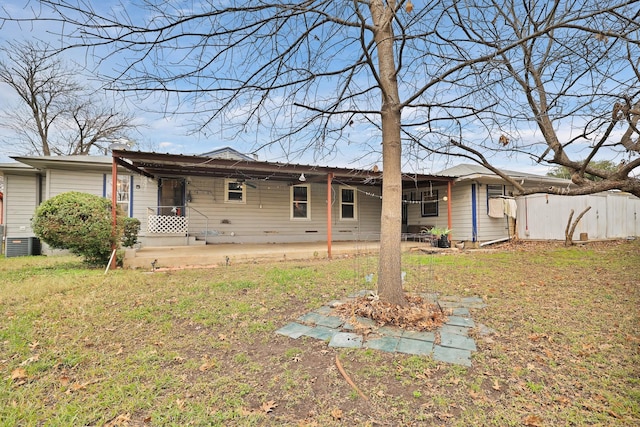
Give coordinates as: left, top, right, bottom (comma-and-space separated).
428, 227, 452, 248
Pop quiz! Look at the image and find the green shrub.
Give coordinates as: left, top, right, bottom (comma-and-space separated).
122, 217, 140, 248
31, 192, 125, 265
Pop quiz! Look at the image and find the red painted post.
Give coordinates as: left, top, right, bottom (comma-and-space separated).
327, 173, 333, 259
110, 155, 118, 269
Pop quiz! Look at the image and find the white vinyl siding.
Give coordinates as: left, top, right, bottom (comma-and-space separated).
183, 177, 382, 243
3, 174, 38, 237
47, 169, 104, 198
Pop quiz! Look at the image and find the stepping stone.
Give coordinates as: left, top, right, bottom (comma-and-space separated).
275, 322, 313, 339
364, 336, 399, 352
315, 315, 344, 329
433, 345, 472, 367
461, 296, 486, 308
355, 316, 377, 328
304, 326, 337, 341
438, 301, 464, 309
297, 312, 327, 325
396, 338, 434, 356
329, 332, 363, 349
378, 325, 403, 337
440, 325, 469, 336
446, 316, 475, 328
315, 306, 333, 315
452, 307, 470, 316
439, 332, 477, 351
402, 330, 435, 342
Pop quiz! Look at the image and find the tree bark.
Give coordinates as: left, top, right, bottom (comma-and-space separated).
564, 206, 592, 246
370, 0, 406, 306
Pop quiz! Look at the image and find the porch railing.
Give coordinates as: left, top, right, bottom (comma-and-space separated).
146, 206, 209, 244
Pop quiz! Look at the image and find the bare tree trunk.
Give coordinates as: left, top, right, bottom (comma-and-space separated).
370, 0, 406, 306
564, 206, 592, 246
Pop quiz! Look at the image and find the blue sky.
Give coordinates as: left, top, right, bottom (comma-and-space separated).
1, 0, 617, 177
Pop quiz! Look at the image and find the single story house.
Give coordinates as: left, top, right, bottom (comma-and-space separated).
2, 152, 636, 257
0, 148, 455, 256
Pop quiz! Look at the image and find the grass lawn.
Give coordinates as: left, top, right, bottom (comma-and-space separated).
1, 240, 638, 426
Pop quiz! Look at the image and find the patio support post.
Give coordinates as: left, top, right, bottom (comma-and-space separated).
110, 154, 118, 269
447, 181, 452, 242
327, 173, 333, 259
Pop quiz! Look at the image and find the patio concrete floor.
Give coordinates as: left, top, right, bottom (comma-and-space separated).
124, 240, 444, 270
276, 290, 489, 367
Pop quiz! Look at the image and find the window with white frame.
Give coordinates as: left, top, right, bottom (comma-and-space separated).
105, 175, 132, 216
224, 179, 246, 203
421, 190, 438, 217
340, 186, 357, 220
291, 184, 310, 219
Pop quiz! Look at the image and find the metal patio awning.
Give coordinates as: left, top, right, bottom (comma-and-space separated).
111, 149, 453, 188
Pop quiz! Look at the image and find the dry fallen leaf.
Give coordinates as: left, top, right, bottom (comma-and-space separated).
105, 412, 131, 427
59, 376, 71, 387
261, 400, 278, 414
11, 367, 27, 381
20, 355, 39, 366
330, 408, 343, 420
492, 379, 501, 391
199, 359, 216, 372
523, 414, 543, 426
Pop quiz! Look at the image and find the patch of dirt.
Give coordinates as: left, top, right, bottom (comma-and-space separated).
335, 294, 448, 331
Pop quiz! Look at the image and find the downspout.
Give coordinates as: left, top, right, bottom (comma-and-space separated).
447, 181, 452, 242
471, 184, 478, 242
110, 154, 118, 269
327, 173, 333, 259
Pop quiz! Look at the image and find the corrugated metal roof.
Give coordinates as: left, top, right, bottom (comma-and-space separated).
437, 163, 572, 185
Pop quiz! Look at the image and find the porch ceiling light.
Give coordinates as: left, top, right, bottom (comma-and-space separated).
299, 173, 306, 182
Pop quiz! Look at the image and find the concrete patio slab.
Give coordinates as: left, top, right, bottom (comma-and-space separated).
440, 332, 477, 351
275, 322, 313, 339
364, 336, 399, 352
446, 316, 475, 328
377, 325, 404, 337
315, 306, 333, 315
440, 325, 470, 336
452, 307, 470, 316
303, 326, 337, 341
297, 312, 327, 325
396, 338, 434, 355
402, 330, 436, 342
315, 315, 345, 329
329, 332, 363, 348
